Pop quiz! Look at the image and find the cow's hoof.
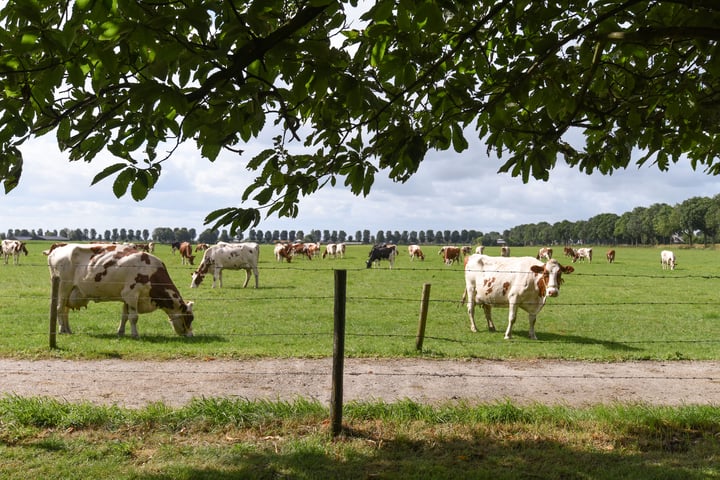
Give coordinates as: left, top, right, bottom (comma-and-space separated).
488, 326, 496, 332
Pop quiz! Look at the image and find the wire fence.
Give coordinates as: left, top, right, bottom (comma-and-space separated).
2, 259, 720, 384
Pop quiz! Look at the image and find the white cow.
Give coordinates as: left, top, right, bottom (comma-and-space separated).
190, 242, 260, 288
47, 243, 194, 337
2, 239, 29, 265
335, 242, 346, 259
475, 245, 485, 255
322, 243, 337, 259
661, 250, 676, 270
408, 244, 425, 260
573, 247, 593, 263
463, 255, 574, 340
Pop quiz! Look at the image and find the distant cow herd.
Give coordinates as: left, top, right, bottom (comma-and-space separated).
3, 238, 684, 341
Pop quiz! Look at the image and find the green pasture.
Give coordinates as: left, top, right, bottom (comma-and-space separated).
1, 241, 719, 361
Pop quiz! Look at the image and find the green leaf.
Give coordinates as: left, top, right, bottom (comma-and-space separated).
91, 162, 127, 185
112, 168, 134, 197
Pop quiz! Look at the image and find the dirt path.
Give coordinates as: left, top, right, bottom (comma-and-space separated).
2, 358, 720, 408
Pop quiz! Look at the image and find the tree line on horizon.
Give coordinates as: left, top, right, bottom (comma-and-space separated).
3, 195, 719, 247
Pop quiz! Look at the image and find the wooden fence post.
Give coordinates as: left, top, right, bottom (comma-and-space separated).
49, 276, 59, 349
416, 283, 431, 351
330, 269, 347, 437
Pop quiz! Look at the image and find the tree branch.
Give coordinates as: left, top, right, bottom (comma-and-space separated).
186, 2, 334, 104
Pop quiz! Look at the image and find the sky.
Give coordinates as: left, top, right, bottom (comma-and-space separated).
2, 129, 718, 238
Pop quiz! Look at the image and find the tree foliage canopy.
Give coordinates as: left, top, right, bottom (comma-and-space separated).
1, 0, 719, 233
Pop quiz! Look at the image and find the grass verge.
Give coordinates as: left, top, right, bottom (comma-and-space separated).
1, 396, 718, 479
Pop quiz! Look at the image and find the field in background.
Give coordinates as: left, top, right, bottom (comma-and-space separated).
1, 241, 718, 361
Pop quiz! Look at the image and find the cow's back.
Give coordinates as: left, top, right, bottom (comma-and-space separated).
211, 242, 259, 268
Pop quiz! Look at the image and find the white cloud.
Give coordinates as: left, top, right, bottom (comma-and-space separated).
3, 132, 718, 236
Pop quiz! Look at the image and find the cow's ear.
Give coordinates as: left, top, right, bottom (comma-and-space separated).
530, 265, 544, 274
563, 266, 575, 274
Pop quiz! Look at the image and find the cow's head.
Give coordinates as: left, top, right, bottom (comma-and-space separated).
190, 263, 209, 288
530, 259, 574, 297
168, 301, 194, 336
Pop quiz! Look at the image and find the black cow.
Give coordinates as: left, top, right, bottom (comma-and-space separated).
366, 244, 397, 269
171, 241, 181, 254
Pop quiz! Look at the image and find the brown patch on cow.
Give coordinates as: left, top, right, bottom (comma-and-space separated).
482, 277, 495, 295
502, 281, 511, 296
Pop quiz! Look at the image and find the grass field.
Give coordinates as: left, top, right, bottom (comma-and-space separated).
1, 241, 719, 361
2, 241, 720, 479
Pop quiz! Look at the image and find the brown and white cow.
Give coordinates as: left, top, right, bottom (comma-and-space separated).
475, 245, 485, 255
274, 242, 293, 263
191, 242, 260, 288
463, 255, 574, 340
536, 247, 553, 261
461, 246, 472, 256
289, 242, 313, 260
563, 246, 576, 258
178, 242, 195, 265
573, 247, 592, 263
439, 246, 461, 265
195, 243, 209, 252
307, 242, 322, 258
2, 239, 29, 265
606, 249, 616, 263
408, 244, 425, 261
500, 246, 510, 257
47, 243, 194, 337
335, 243, 346, 259
661, 250, 676, 270
322, 243, 337, 259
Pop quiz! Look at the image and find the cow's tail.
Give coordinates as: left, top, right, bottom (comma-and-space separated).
459, 288, 467, 308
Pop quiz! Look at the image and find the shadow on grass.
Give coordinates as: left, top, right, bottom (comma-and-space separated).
126, 425, 715, 480
86, 333, 228, 344
536, 332, 642, 351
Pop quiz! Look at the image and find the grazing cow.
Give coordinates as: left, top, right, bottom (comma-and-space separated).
461, 246, 472, 256
475, 246, 485, 255
439, 246, 461, 265
563, 246, 576, 258
606, 249, 616, 263
274, 242, 293, 263
322, 243, 337, 259
178, 242, 195, 265
290, 242, 313, 260
536, 247, 553, 261
463, 255, 574, 339
307, 242, 322, 258
1, 239, 29, 265
191, 242, 260, 288
661, 250, 676, 270
195, 243, 209, 252
500, 246, 510, 257
47, 243, 194, 337
573, 247, 593, 263
335, 243, 346, 259
366, 244, 397, 269
408, 244, 425, 261
171, 241, 181, 254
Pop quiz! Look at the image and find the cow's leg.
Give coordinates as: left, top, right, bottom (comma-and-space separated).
242, 268, 251, 288
252, 267, 259, 288
58, 305, 72, 334
504, 303, 518, 339
128, 308, 140, 338
482, 304, 496, 332
465, 287, 478, 332
527, 313, 538, 340
117, 303, 129, 337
